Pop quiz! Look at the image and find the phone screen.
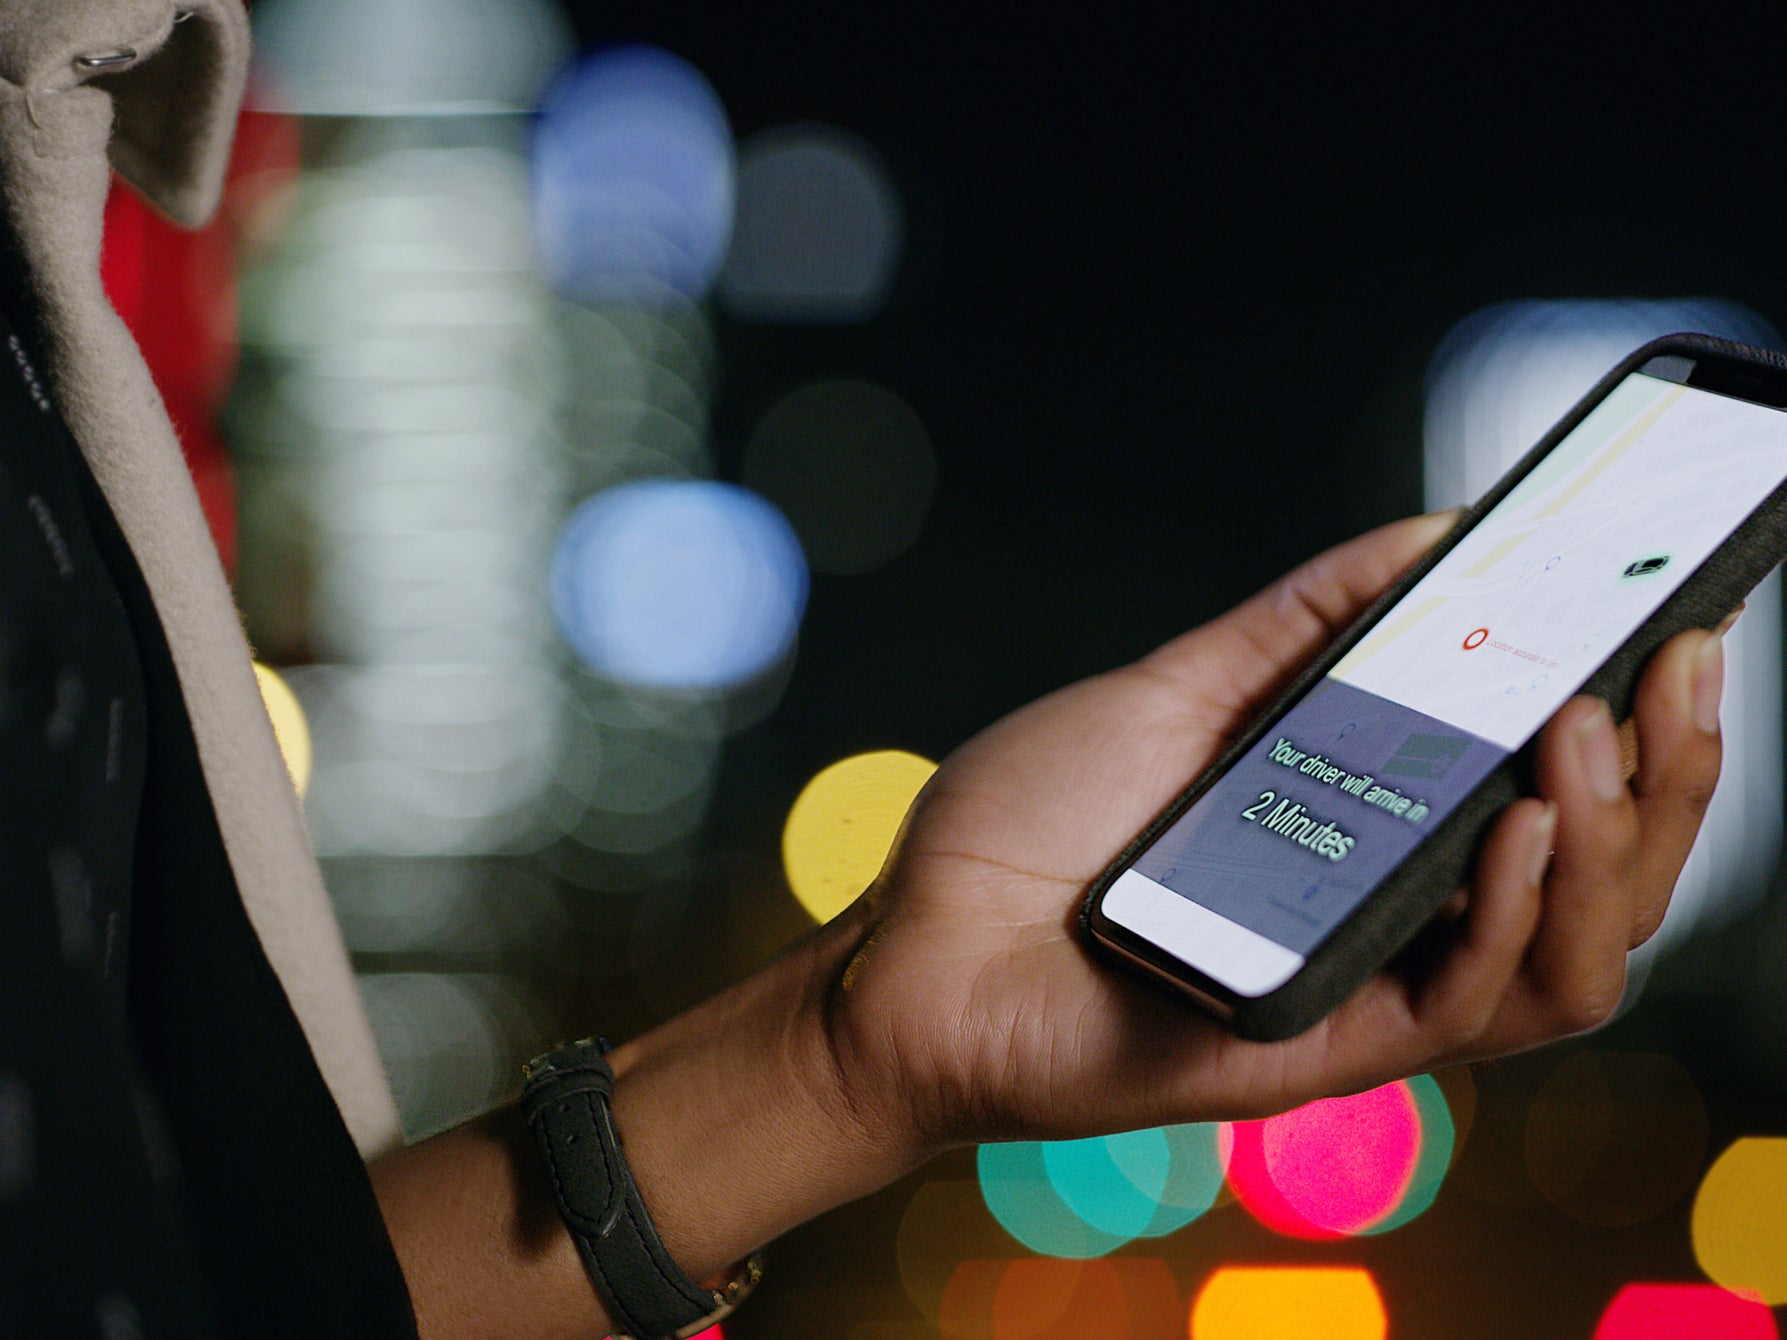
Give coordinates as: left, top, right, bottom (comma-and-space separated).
1103, 370, 1787, 996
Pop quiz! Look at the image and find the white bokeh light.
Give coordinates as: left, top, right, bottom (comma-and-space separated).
251, 0, 574, 116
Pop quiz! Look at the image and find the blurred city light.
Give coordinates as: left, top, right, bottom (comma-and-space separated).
251, 0, 574, 116
253, 662, 313, 797
1691, 1137, 1787, 1305
354, 973, 516, 1139
1189, 1267, 1387, 1340
531, 45, 736, 305
743, 379, 937, 575
975, 1123, 1227, 1262
897, 1181, 1005, 1325
1593, 1283, 1778, 1338
990, 1258, 1131, 1340
781, 750, 938, 923
555, 301, 718, 497
1040, 1122, 1229, 1238
550, 479, 808, 690
939, 1258, 1179, 1340
984, 1258, 1179, 1340
976, 1140, 1132, 1259
936, 1261, 1005, 1340
325, 856, 569, 956
237, 135, 566, 861
1524, 1052, 1707, 1228
720, 124, 904, 323
542, 300, 730, 877
1433, 1065, 1477, 1156
547, 682, 723, 862
1424, 299, 1785, 977
1227, 1081, 1421, 1238
1359, 1073, 1454, 1234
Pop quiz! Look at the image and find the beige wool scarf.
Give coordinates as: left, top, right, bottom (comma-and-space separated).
0, 0, 400, 1156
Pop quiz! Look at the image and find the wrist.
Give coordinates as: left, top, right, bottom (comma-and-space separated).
603, 918, 929, 1283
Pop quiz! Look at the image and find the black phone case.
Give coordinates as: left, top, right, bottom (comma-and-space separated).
1081, 333, 1787, 1041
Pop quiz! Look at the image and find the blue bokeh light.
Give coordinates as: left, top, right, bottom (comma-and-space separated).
550, 480, 807, 691
531, 44, 736, 304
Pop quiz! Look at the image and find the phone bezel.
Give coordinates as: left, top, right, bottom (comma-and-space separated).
1082, 334, 1787, 1039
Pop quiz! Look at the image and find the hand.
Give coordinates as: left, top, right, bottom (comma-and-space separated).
371, 512, 1731, 1333
824, 511, 1730, 1152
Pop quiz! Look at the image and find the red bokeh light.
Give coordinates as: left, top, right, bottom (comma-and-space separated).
1228, 1081, 1421, 1239
1594, 1284, 1777, 1339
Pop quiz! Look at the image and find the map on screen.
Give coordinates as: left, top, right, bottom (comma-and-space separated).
1110, 372, 1787, 983
1333, 376, 1787, 749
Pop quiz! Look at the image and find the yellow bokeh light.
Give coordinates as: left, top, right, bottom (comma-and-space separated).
1691, 1136, 1787, 1305
1191, 1267, 1386, 1340
782, 749, 937, 924
253, 662, 313, 798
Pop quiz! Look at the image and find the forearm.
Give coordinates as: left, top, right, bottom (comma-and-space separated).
368, 919, 923, 1340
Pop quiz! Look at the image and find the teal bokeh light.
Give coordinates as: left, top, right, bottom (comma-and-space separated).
977, 1141, 1130, 1259
1361, 1073, 1455, 1235
1043, 1128, 1170, 1237
1146, 1122, 1230, 1234
979, 1122, 1229, 1258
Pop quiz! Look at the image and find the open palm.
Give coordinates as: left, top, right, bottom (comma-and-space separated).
823, 513, 1727, 1152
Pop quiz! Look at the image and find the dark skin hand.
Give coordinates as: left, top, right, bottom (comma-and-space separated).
372, 511, 1730, 1338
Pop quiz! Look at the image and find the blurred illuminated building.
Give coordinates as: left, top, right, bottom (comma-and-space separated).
236, 0, 582, 1135
233, 4, 927, 1137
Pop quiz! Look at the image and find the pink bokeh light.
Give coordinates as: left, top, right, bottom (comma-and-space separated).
1594, 1284, 1777, 1339
1228, 1081, 1421, 1239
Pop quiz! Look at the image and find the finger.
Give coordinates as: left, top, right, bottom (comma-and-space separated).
1406, 798, 1554, 1056
1626, 628, 1725, 945
1142, 510, 1459, 713
1523, 696, 1642, 1033
1320, 799, 1552, 1081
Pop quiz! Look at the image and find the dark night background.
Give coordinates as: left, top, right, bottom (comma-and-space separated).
555, 11, 1787, 755
215, 6, 1787, 1334
453, 9, 1787, 1334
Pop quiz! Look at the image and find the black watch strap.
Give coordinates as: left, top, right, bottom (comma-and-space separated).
521, 1038, 726, 1340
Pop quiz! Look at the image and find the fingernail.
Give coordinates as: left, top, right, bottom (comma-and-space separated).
1577, 702, 1626, 802
1693, 635, 1724, 735
1712, 603, 1745, 638
1528, 802, 1558, 887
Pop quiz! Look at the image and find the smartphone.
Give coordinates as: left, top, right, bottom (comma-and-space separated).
1082, 334, 1787, 1041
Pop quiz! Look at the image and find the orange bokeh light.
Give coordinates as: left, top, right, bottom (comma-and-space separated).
1190, 1266, 1387, 1340
939, 1257, 1179, 1340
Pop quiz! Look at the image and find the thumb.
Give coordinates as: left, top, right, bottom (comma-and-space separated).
1142, 510, 1459, 717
